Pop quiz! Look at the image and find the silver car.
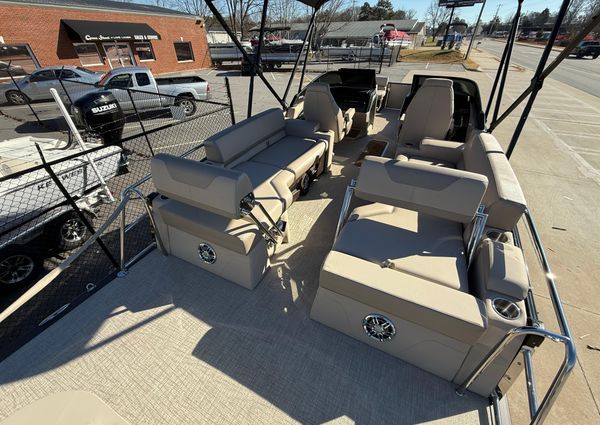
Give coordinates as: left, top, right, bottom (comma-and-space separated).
0, 66, 103, 105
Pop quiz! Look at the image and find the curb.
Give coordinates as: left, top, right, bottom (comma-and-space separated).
488, 38, 563, 52
462, 63, 482, 72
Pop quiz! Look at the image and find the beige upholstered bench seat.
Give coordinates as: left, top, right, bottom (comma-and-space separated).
396, 132, 527, 231
205, 108, 330, 185
250, 136, 327, 181
154, 197, 262, 255
319, 250, 487, 345
335, 203, 469, 291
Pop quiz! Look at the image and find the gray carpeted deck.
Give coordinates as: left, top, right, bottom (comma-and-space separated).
0, 112, 493, 424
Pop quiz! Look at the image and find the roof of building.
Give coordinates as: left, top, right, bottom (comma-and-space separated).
410, 22, 425, 34
287, 20, 422, 39
0, 0, 192, 17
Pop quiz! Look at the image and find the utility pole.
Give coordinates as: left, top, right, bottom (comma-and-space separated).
441, 6, 455, 50
465, 0, 487, 60
489, 3, 502, 36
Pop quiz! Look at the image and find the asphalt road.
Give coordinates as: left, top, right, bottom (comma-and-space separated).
478, 40, 600, 98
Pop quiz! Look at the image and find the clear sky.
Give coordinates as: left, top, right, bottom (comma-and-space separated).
398, 0, 565, 25
136, 0, 566, 25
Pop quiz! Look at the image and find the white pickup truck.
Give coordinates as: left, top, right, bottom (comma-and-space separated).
72, 67, 210, 116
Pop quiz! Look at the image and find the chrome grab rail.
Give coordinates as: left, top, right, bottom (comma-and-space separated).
457, 209, 577, 425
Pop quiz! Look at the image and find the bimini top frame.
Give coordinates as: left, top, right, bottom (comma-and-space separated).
203, 0, 326, 119
485, 0, 600, 158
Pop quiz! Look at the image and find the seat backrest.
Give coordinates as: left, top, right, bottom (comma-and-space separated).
399, 78, 454, 145
461, 133, 526, 230
375, 75, 389, 91
151, 154, 253, 219
303, 83, 344, 143
204, 108, 286, 166
355, 156, 488, 224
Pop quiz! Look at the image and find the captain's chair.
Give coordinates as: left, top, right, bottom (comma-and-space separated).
398, 78, 454, 147
303, 83, 355, 143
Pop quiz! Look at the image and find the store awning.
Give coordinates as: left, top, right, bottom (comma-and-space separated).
61, 20, 161, 42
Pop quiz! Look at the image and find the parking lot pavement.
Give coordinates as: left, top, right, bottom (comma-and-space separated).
466, 48, 600, 425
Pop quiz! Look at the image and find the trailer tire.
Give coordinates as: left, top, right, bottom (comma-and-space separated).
0, 247, 43, 288
175, 95, 197, 116
48, 211, 94, 251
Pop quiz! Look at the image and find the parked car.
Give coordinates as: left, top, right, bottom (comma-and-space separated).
0, 66, 103, 105
0, 61, 27, 79
78, 67, 210, 116
570, 40, 600, 59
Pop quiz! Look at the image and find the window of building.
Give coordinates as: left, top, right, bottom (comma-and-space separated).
0, 44, 40, 79
73, 43, 103, 67
135, 72, 151, 87
174, 41, 194, 62
134, 42, 156, 62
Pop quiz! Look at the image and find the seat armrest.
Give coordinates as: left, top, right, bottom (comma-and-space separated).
396, 137, 464, 165
285, 119, 319, 138
343, 108, 356, 133
344, 108, 356, 122
355, 156, 488, 223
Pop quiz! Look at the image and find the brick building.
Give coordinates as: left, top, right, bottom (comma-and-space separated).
0, 0, 211, 77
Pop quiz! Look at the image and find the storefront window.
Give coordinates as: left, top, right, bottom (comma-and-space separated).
174, 41, 194, 62
134, 42, 155, 62
73, 43, 103, 67
0, 44, 39, 79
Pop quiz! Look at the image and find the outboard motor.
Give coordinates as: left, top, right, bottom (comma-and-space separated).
71, 91, 125, 146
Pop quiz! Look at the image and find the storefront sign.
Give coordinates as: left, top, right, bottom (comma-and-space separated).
83, 34, 159, 41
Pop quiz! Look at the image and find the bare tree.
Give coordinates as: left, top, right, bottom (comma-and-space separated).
220, 0, 260, 39
425, 0, 451, 38
313, 0, 350, 47
406, 8, 417, 20
564, 0, 588, 30
270, 0, 303, 26
169, 0, 210, 16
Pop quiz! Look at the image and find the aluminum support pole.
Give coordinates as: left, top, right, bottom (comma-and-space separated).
485, 34, 511, 121
505, 0, 572, 159
248, 0, 269, 118
283, 10, 317, 105
298, 21, 315, 95
203, 0, 286, 109
491, 0, 523, 125
490, 10, 600, 131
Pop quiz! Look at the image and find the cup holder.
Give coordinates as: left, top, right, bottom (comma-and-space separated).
487, 231, 509, 243
492, 298, 521, 320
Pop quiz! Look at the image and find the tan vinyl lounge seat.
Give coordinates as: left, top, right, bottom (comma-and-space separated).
303, 83, 355, 143
396, 132, 527, 231
312, 154, 530, 394
398, 78, 454, 146
151, 109, 331, 289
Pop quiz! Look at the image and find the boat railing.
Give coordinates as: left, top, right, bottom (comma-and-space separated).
456, 209, 576, 425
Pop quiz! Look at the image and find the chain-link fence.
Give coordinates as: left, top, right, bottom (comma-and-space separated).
0, 66, 233, 360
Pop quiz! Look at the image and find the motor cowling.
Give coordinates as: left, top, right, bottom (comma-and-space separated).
72, 91, 125, 146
